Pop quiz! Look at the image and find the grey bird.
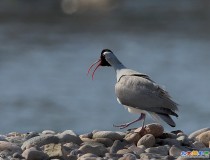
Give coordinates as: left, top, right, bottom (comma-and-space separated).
87, 49, 178, 129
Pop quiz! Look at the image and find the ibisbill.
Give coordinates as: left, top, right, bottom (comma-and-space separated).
87, 49, 178, 131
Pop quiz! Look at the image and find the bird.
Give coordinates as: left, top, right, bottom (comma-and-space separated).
87, 49, 178, 130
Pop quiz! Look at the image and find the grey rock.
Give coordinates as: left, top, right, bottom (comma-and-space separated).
191, 141, 206, 149
119, 153, 137, 160
105, 153, 123, 159
156, 138, 181, 146
42, 130, 55, 135
57, 131, 82, 145
137, 134, 155, 148
79, 132, 93, 139
13, 152, 23, 158
140, 153, 170, 160
25, 132, 39, 140
188, 128, 210, 140
21, 135, 59, 150
169, 145, 182, 157
78, 144, 107, 156
128, 145, 145, 155
0, 135, 7, 141
110, 140, 128, 153
159, 132, 177, 139
176, 135, 191, 146
63, 142, 79, 152
93, 138, 113, 147
145, 145, 169, 156
93, 131, 125, 141
82, 141, 105, 147
22, 147, 49, 160
69, 149, 83, 156
0, 141, 22, 154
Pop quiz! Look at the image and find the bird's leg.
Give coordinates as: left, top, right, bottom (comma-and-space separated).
113, 113, 146, 129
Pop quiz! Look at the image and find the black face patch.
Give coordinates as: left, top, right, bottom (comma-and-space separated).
100, 49, 112, 66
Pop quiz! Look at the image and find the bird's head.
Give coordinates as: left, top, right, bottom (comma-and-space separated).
87, 49, 112, 80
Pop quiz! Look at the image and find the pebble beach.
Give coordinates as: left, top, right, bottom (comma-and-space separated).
0, 123, 210, 160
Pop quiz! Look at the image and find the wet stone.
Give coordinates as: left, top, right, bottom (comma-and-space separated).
137, 134, 155, 148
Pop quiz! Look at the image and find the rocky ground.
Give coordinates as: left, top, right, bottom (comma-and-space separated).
0, 123, 210, 160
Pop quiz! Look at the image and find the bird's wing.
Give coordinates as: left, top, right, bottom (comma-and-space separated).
115, 74, 178, 115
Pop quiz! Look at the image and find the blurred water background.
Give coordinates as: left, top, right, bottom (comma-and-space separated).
0, 0, 210, 134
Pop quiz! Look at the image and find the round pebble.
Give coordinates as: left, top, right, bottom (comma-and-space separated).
169, 145, 182, 157
188, 128, 210, 139
93, 131, 125, 140
137, 134, 155, 148
144, 123, 164, 137
22, 147, 49, 160
78, 144, 107, 156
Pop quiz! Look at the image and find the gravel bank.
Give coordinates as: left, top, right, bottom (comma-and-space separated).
0, 123, 210, 160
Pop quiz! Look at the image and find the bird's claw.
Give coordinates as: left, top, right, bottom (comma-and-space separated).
113, 123, 129, 129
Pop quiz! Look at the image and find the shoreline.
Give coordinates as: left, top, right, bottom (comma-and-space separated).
0, 123, 210, 160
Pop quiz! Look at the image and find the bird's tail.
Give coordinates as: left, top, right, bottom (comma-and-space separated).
149, 112, 176, 127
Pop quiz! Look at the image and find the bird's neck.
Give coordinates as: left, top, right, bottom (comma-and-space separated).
108, 58, 126, 71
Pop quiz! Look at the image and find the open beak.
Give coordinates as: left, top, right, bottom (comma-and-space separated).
87, 59, 101, 80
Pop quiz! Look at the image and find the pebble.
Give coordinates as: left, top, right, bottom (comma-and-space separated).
169, 145, 182, 157
196, 130, 210, 147
188, 128, 210, 139
128, 145, 145, 155
144, 123, 164, 137
110, 140, 128, 153
191, 141, 206, 149
57, 130, 82, 145
43, 143, 68, 159
124, 132, 141, 144
22, 147, 49, 160
0, 141, 22, 154
42, 130, 56, 135
119, 153, 137, 160
145, 145, 169, 156
78, 144, 107, 156
21, 134, 59, 150
137, 134, 155, 148
0, 124, 210, 159
93, 131, 125, 140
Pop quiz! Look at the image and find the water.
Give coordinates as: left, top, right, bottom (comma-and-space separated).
0, 8, 210, 134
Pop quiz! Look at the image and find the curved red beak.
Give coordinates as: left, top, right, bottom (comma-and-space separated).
87, 59, 101, 80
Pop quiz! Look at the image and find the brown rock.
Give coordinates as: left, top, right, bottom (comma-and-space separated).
124, 132, 141, 144
137, 134, 155, 148
188, 128, 210, 140
145, 123, 164, 137
0, 141, 22, 154
43, 143, 68, 159
196, 131, 210, 147
117, 149, 133, 155
22, 147, 49, 160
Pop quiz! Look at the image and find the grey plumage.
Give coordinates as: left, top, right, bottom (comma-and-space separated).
88, 49, 178, 128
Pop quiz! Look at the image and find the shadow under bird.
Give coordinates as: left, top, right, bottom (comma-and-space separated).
87, 49, 178, 130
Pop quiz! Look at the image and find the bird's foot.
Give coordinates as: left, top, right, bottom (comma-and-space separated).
113, 123, 131, 129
